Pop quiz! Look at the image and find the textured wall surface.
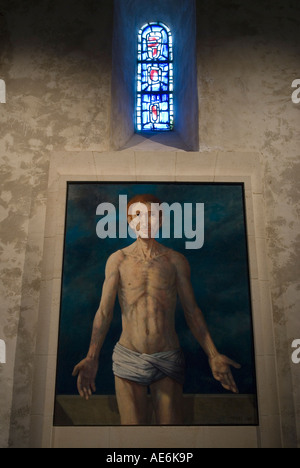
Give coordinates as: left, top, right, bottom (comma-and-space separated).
0, 0, 114, 448
196, 0, 300, 447
0, 0, 299, 448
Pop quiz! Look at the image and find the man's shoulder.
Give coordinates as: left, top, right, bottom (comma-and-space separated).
119, 244, 133, 256
165, 248, 190, 269
106, 250, 125, 268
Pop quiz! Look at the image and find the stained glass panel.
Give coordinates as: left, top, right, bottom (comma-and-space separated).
136, 23, 174, 132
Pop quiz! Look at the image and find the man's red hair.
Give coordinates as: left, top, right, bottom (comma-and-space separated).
127, 194, 162, 215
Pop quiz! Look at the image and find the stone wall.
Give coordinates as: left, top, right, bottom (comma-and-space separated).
0, 0, 299, 448
0, 0, 114, 448
196, 0, 300, 447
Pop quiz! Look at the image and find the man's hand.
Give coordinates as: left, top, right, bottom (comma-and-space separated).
72, 357, 99, 400
209, 354, 241, 394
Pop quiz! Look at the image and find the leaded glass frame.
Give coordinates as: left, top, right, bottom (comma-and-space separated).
136, 22, 174, 132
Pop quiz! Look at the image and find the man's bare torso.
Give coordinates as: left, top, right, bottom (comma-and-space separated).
115, 241, 181, 354
73, 198, 241, 407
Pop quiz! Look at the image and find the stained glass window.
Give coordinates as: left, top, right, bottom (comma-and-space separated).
136, 23, 174, 132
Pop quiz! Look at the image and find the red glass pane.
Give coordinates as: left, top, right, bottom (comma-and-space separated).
148, 37, 158, 47
150, 69, 159, 81
151, 105, 158, 121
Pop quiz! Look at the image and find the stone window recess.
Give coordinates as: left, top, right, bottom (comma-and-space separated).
111, 0, 199, 151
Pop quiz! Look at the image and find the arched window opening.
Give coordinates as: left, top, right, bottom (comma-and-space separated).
136, 22, 174, 132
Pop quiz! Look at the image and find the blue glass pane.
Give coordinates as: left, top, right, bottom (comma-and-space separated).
137, 22, 174, 132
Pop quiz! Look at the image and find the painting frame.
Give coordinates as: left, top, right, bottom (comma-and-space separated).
53, 180, 259, 427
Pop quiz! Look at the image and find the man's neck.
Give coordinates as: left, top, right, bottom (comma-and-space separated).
137, 237, 154, 251
136, 237, 162, 259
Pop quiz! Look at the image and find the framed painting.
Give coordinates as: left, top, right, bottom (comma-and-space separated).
53, 182, 258, 426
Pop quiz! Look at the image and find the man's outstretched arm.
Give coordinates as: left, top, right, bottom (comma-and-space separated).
173, 252, 241, 394
72, 251, 122, 400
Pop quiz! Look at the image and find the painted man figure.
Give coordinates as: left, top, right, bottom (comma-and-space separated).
72, 194, 241, 425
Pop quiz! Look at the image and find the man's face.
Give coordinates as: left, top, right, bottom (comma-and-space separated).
128, 202, 161, 239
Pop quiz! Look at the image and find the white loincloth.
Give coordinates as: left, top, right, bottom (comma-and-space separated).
112, 342, 185, 386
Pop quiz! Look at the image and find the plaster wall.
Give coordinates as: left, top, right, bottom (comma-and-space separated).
0, 0, 299, 448
196, 0, 300, 447
0, 0, 114, 448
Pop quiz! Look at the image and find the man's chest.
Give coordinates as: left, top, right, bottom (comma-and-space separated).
119, 256, 176, 289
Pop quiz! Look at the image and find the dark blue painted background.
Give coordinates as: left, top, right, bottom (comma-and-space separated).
55, 182, 257, 396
